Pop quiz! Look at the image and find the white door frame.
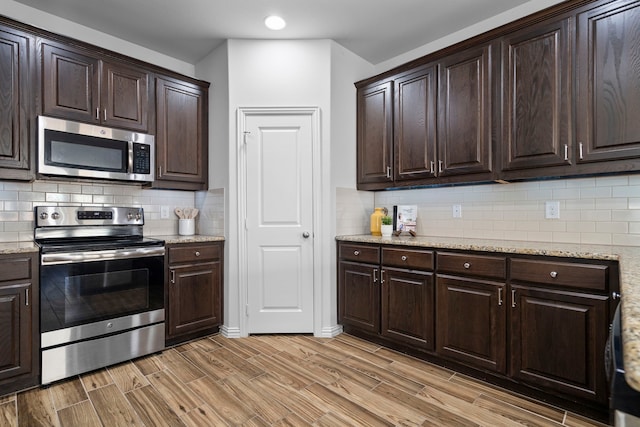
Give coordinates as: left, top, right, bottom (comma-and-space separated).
236, 107, 322, 337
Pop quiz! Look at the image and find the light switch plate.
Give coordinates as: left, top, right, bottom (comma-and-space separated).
452, 204, 462, 218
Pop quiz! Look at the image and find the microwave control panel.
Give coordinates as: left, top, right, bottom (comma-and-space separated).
132, 143, 151, 174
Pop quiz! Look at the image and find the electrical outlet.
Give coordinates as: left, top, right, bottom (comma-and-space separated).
160, 205, 170, 219
545, 201, 560, 219
452, 204, 462, 218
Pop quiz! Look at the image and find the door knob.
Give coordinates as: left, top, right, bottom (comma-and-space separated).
302, 231, 310, 238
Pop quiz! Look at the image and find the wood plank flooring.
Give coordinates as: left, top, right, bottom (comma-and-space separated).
2, 334, 610, 426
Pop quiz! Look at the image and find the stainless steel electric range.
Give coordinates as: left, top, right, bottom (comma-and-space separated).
34, 206, 165, 384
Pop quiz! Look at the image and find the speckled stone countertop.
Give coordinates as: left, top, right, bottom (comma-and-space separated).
0, 241, 39, 254
337, 234, 640, 392
150, 234, 225, 245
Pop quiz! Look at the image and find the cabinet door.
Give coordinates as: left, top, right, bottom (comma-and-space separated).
381, 268, 434, 350
155, 77, 208, 190
436, 275, 506, 373
0, 283, 32, 381
510, 285, 608, 403
437, 44, 493, 177
0, 26, 32, 180
501, 18, 572, 173
42, 42, 100, 123
357, 81, 393, 187
167, 261, 221, 340
576, 1, 640, 163
338, 261, 379, 333
394, 66, 437, 181
101, 61, 150, 132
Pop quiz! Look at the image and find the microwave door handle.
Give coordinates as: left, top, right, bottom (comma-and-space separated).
128, 141, 134, 173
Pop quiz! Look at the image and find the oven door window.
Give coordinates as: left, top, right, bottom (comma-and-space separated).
40, 256, 164, 333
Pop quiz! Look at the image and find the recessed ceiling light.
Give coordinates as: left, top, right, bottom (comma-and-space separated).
265, 15, 286, 30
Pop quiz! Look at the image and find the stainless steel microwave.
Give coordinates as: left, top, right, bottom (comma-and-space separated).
38, 116, 155, 183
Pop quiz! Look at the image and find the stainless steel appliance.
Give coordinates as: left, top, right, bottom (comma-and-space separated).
607, 304, 640, 426
38, 116, 155, 183
35, 206, 165, 384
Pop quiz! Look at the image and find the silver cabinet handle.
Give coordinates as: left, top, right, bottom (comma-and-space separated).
430, 161, 435, 174
579, 142, 584, 160
401, 255, 407, 261
380, 269, 385, 284
550, 271, 558, 278
195, 251, 201, 257
25, 288, 29, 306
511, 289, 516, 308
354, 250, 360, 256
373, 268, 378, 283
438, 160, 443, 173
96, 107, 100, 120
498, 288, 503, 306
463, 262, 471, 269
103, 108, 107, 121
564, 144, 568, 161
171, 269, 176, 284
302, 231, 310, 238
386, 166, 392, 179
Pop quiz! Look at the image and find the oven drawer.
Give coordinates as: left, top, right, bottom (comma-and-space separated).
0, 255, 33, 282
168, 243, 221, 264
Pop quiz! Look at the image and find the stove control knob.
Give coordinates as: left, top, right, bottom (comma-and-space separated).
127, 212, 134, 220
39, 212, 48, 220
135, 212, 142, 221
51, 212, 60, 220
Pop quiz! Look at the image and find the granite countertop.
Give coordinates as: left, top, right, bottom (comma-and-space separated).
150, 234, 225, 245
336, 234, 640, 392
0, 241, 39, 254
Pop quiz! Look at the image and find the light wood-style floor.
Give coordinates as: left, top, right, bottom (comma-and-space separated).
1, 334, 609, 426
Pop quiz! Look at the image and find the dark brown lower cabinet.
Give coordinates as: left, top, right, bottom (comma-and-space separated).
510, 284, 609, 404
436, 275, 506, 373
166, 241, 223, 346
0, 253, 38, 396
381, 268, 434, 350
337, 240, 617, 416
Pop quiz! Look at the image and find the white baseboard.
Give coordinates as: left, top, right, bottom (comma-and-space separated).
220, 325, 242, 338
317, 324, 343, 338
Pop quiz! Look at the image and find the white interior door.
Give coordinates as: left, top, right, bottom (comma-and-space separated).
244, 110, 315, 333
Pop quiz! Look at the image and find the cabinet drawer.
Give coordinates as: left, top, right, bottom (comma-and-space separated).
437, 252, 506, 280
510, 258, 608, 291
382, 247, 433, 271
0, 256, 33, 282
339, 243, 379, 264
169, 243, 220, 264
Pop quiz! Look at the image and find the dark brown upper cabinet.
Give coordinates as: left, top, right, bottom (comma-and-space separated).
0, 24, 34, 181
357, 80, 394, 186
575, 0, 640, 164
394, 65, 437, 182
153, 76, 209, 191
500, 18, 573, 177
42, 41, 152, 133
437, 43, 494, 178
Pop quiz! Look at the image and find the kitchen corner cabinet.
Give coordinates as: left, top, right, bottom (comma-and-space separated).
0, 24, 34, 181
338, 242, 435, 350
0, 253, 39, 396
41, 41, 152, 132
153, 76, 209, 191
166, 241, 223, 346
436, 252, 507, 373
356, 43, 495, 190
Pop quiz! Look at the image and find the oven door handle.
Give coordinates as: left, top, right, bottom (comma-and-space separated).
41, 246, 165, 265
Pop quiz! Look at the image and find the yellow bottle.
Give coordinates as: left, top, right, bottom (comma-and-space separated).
370, 207, 384, 236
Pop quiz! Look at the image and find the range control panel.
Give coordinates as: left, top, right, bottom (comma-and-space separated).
35, 206, 144, 227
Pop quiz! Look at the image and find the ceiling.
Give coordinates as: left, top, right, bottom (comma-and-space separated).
14, 0, 533, 65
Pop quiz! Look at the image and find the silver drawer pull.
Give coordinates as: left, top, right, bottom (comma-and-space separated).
354, 250, 360, 256
550, 271, 558, 278
463, 262, 471, 269
401, 255, 407, 261
612, 291, 621, 300
195, 251, 201, 257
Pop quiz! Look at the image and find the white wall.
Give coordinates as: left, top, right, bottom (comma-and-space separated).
0, 0, 194, 76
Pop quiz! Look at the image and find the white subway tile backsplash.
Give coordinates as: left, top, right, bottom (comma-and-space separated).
360, 174, 640, 247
